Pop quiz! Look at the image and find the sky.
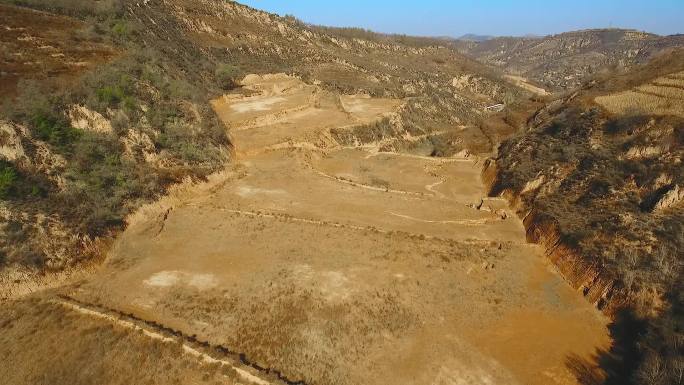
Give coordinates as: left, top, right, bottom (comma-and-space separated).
238, 0, 684, 37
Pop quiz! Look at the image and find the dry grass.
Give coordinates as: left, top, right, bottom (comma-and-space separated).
651, 76, 684, 89
665, 72, 684, 80
0, 4, 116, 96
0, 297, 238, 385
636, 84, 684, 99
595, 70, 684, 117
596, 91, 684, 116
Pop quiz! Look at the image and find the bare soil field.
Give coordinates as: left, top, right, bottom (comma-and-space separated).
2, 74, 609, 385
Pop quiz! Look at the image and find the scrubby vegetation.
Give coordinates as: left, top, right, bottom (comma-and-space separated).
0, 159, 48, 202
1, 0, 124, 17
0, 0, 236, 270
492, 72, 683, 383
32, 112, 82, 148
0, 161, 18, 199
310, 24, 454, 48
280, 13, 456, 49
215, 64, 241, 90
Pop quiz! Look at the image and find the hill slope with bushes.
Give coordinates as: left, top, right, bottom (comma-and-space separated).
486, 49, 684, 385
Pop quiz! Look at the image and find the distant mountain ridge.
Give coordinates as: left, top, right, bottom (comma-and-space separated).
454, 28, 684, 90
457, 33, 494, 42
457, 33, 544, 42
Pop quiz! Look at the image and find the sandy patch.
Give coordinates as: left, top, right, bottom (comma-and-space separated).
230, 96, 286, 113
504, 74, 549, 96
342, 98, 367, 113
143, 271, 181, 287
235, 185, 287, 197
143, 271, 218, 290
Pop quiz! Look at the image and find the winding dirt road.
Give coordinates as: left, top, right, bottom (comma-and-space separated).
61, 74, 608, 385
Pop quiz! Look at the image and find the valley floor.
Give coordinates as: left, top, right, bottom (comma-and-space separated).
2, 74, 609, 385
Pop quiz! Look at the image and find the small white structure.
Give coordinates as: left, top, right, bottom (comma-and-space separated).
484, 103, 505, 112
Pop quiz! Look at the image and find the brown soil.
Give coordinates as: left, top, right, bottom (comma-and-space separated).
2, 74, 609, 385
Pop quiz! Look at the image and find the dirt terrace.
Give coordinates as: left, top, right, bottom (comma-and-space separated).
37, 74, 609, 385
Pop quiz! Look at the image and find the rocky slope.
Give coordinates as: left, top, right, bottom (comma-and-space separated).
455, 29, 684, 91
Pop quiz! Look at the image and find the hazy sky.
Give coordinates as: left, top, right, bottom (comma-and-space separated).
238, 0, 684, 37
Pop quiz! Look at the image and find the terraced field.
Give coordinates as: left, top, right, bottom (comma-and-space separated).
595, 71, 684, 117
3, 74, 609, 385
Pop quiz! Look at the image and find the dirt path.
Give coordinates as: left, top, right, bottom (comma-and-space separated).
62, 74, 609, 385
504, 74, 550, 96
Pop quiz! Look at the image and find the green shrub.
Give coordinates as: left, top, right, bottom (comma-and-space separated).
96, 85, 125, 105
31, 113, 81, 148
91, 72, 135, 109
0, 160, 47, 200
96, 86, 121, 104
215, 64, 240, 90
0, 161, 18, 199
111, 20, 127, 38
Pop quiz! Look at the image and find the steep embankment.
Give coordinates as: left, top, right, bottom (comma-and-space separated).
481, 160, 626, 312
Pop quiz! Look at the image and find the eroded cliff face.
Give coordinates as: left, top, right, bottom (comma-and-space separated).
482, 159, 628, 314
521, 211, 625, 311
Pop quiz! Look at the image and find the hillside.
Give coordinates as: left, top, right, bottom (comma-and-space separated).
455, 29, 684, 91
485, 49, 684, 385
